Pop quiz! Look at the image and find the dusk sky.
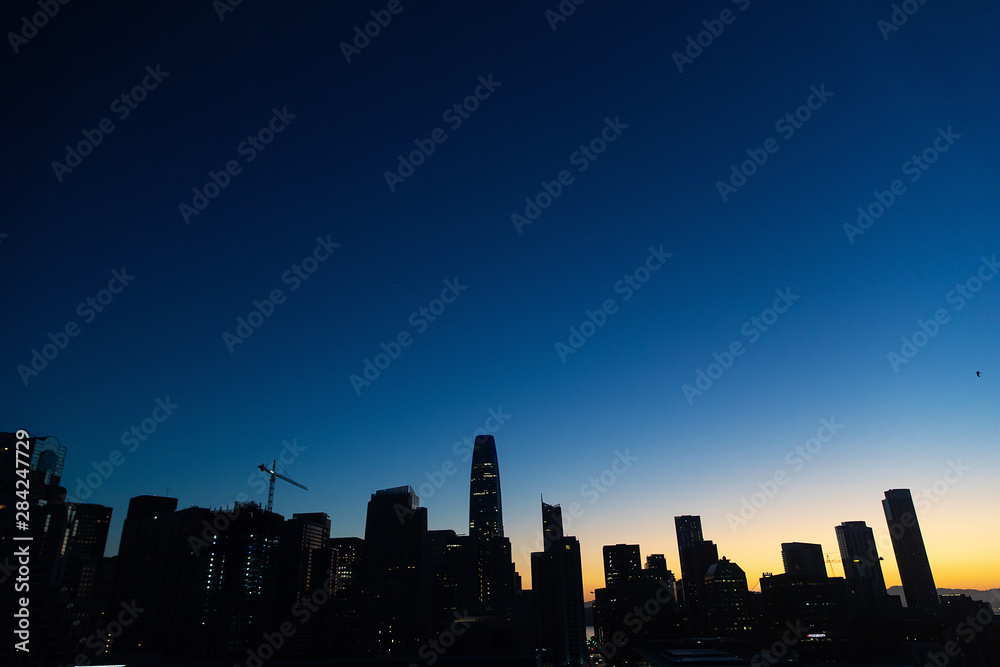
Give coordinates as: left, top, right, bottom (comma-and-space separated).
5, 1, 999, 601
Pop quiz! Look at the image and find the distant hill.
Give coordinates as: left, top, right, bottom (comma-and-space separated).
887, 586, 1000, 609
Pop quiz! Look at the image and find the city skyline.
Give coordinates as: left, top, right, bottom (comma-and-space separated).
5, 0, 999, 619
13, 428, 993, 607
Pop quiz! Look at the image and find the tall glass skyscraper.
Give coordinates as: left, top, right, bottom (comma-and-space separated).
469, 434, 503, 540
468, 435, 518, 605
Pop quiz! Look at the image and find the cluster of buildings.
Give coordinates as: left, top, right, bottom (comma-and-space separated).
1, 431, 997, 666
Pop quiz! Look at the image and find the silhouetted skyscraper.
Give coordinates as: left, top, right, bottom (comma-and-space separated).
603, 544, 641, 589
361, 486, 430, 656
531, 501, 585, 666
467, 435, 519, 606
703, 557, 751, 634
781, 542, 826, 577
674, 515, 704, 614
882, 489, 939, 611
835, 521, 887, 596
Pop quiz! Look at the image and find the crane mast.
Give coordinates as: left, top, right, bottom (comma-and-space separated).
257, 459, 308, 512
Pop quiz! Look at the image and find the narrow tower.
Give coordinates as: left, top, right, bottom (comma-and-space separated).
882, 489, 939, 611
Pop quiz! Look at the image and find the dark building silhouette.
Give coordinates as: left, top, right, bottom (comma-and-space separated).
361, 486, 430, 656
781, 542, 826, 577
275, 512, 332, 658
0, 433, 114, 666
835, 521, 888, 595
328, 536, 365, 658
604, 544, 642, 589
428, 529, 476, 629
531, 500, 585, 666
644, 554, 669, 580
58, 503, 113, 622
882, 489, 939, 611
703, 557, 751, 635
329, 536, 364, 596
674, 515, 705, 616
594, 544, 641, 647
760, 571, 849, 639
199, 501, 284, 660
594, 545, 678, 652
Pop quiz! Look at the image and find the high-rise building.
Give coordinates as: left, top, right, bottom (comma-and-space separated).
58, 503, 113, 620
276, 512, 332, 658
645, 554, 669, 581
467, 435, 519, 606
470, 435, 503, 540
835, 521, 887, 596
531, 500, 585, 666
882, 489, 939, 611
674, 515, 704, 615
199, 501, 283, 660
603, 544, 641, 589
781, 542, 827, 577
703, 557, 751, 634
360, 486, 430, 656
328, 537, 365, 659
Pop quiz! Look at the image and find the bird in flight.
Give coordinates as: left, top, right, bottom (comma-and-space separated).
976, 371, 981, 377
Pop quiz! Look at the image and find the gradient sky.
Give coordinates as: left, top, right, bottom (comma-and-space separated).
5, 1, 1000, 601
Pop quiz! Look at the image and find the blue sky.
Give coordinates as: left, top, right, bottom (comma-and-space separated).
4, 0, 999, 597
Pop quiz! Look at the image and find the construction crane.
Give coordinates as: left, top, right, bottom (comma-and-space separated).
827, 552, 883, 578
826, 553, 843, 577
258, 460, 308, 512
